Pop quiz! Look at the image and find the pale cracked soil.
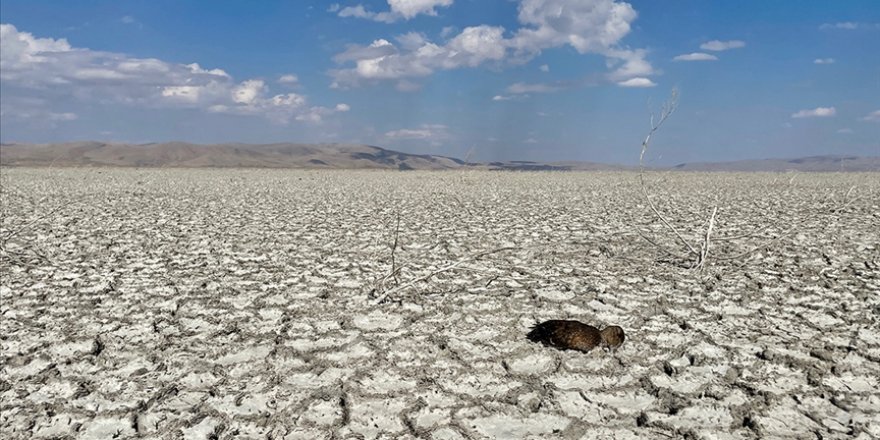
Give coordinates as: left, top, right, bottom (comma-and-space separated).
1, 168, 879, 439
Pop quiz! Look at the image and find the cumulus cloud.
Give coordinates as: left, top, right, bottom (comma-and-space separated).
232, 79, 267, 105
334, 0, 453, 23
331, 0, 653, 88
616, 77, 656, 88
510, 0, 637, 55
539, 64, 549, 72
700, 40, 746, 51
673, 52, 718, 61
389, 0, 453, 19
604, 48, 654, 81
791, 107, 836, 118
861, 110, 880, 122
0, 23, 343, 124
813, 58, 835, 65
330, 26, 507, 88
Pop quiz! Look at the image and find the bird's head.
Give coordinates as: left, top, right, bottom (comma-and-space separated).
600, 326, 626, 351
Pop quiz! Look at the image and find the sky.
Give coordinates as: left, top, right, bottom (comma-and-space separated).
1, 0, 878, 164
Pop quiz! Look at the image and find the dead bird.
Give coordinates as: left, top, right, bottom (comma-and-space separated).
527, 320, 625, 353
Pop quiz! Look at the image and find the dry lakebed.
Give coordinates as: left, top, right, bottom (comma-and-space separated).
1, 168, 878, 439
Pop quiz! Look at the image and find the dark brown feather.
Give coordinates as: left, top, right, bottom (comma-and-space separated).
527, 320, 602, 352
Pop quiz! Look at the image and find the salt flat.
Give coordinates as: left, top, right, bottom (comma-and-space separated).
1, 168, 878, 439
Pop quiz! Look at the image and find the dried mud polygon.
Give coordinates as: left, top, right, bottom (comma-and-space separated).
1, 168, 878, 439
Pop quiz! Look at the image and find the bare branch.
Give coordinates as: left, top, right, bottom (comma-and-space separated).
696, 206, 718, 270
637, 88, 700, 258
390, 212, 400, 285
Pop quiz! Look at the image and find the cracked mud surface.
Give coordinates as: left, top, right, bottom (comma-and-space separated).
1, 168, 879, 439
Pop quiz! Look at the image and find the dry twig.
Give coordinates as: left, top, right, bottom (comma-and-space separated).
637, 88, 700, 259
635, 89, 723, 270
372, 246, 516, 304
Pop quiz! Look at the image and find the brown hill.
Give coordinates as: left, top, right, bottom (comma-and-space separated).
0, 142, 467, 170
1, 142, 876, 171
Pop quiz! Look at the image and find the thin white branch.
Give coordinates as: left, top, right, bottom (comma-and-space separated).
372, 246, 516, 305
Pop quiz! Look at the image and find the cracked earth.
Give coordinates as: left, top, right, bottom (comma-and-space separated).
1, 168, 879, 439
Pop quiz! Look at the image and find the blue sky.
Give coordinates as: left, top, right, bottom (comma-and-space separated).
1, 0, 878, 164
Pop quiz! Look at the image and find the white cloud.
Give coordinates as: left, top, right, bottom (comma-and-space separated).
822, 22, 858, 30
524, 137, 538, 144
0, 23, 342, 124
440, 26, 456, 38
279, 74, 299, 84
330, 26, 507, 87
492, 93, 531, 101
0, 96, 78, 127
232, 79, 267, 105
539, 64, 549, 72
813, 58, 835, 65
510, 0, 637, 55
333, 39, 398, 64
837, 128, 853, 134
700, 40, 746, 51
396, 32, 429, 50
446, 25, 507, 66
861, 110, 880, 122
791, 107, 836, 118
617, 77, 656, 88
335, 0, 453, 23
395, 80, 422, 92
331, 0, 653, 88
818, 22, 880, 30
604, 48, 654, 81
335, 103, 351, 112
384, 123, 448, 141
161, 86, 204, 103
2, 108, 77, 122
389, 0, 453, 19
48, 111, 78, 121
507, 82, 560, 94
121, 16, 135, 24
385, 128, 434, 139
673, 52, 718, 61
337, 5, 395, 23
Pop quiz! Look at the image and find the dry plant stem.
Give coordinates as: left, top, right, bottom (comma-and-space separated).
716, 224, 800, 263
696, 206, 718, 270
831, 185, 860, 212
391, 212, 400, 285
637, 89, 700, 259
1, 198, 67, 242
372, 246, 516, 305
633, 226, 691, 261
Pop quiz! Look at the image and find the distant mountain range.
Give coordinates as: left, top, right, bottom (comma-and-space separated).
1, 142, 877, 172
670, 155, 880, 172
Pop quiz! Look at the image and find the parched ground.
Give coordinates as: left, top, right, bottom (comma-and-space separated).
1, 168, 878, 440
